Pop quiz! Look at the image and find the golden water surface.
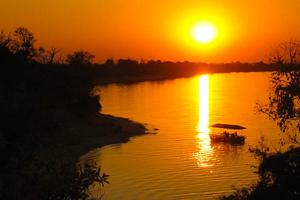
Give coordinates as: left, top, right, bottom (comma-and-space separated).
87, 72, 282, 199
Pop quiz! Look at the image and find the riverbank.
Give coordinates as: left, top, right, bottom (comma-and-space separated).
68, 113, 149, 166
0, 63, 150, 199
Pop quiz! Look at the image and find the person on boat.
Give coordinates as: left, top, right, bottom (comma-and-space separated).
223, 131, 229, 138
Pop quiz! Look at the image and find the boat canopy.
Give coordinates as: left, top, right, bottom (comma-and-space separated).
210, 123, 246, 130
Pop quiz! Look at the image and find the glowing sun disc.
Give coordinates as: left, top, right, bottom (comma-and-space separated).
191, 23, 217, 43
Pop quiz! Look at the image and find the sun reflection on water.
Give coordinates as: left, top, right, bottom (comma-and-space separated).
194, 75, 213, 167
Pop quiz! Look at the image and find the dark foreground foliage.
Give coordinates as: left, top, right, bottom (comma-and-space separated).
220, 40, 300, 200
0, 28, 108, 199
220, 147, 300, 200
0, 64, 106, 199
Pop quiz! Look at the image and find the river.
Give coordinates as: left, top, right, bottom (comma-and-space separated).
86, 72, 282, 199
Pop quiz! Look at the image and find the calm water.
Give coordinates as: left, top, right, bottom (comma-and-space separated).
85, 72, 282, 200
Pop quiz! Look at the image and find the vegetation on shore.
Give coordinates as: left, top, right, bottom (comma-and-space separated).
1, 27, 282, 84
0, 27, 147, 199
219, 40, 300, 200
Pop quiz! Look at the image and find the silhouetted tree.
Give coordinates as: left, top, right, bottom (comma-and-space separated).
270, 40, 300, 66
258, 40, 300, 144
0, 30, 10, 47
35, 47, 61, 64
66, 50, 95, 65
0, 30, 13, 64
10, 27, 36, 62
104, 59, 115, 66
48, 47, 61, 64
117, 58, 139, 66
34, 47, 47, 63
220, 40, 300, 200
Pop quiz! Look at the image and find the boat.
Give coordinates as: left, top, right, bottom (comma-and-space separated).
209, 123, 246, 145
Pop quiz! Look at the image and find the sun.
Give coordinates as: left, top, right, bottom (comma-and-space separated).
191, 23, 217, 44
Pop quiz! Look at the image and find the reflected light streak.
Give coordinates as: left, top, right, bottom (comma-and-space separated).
198, 75, 209, 133
194, 75, 213, 167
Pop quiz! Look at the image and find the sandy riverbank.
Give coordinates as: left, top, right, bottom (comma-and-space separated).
75, 113, 151, 165
60, 113, 150, 167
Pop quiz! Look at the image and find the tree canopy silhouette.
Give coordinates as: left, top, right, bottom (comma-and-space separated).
259, 40, 300, 144
10, 27, 36, 62
66, 50, 95, 65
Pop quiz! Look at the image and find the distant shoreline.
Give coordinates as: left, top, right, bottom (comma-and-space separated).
93, 70, 271, 85
88, 62, 281, 85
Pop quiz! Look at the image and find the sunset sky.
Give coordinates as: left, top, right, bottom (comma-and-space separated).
1, 0, 299, 63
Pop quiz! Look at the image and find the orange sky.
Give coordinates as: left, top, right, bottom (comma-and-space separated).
1, 0, 299, 63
